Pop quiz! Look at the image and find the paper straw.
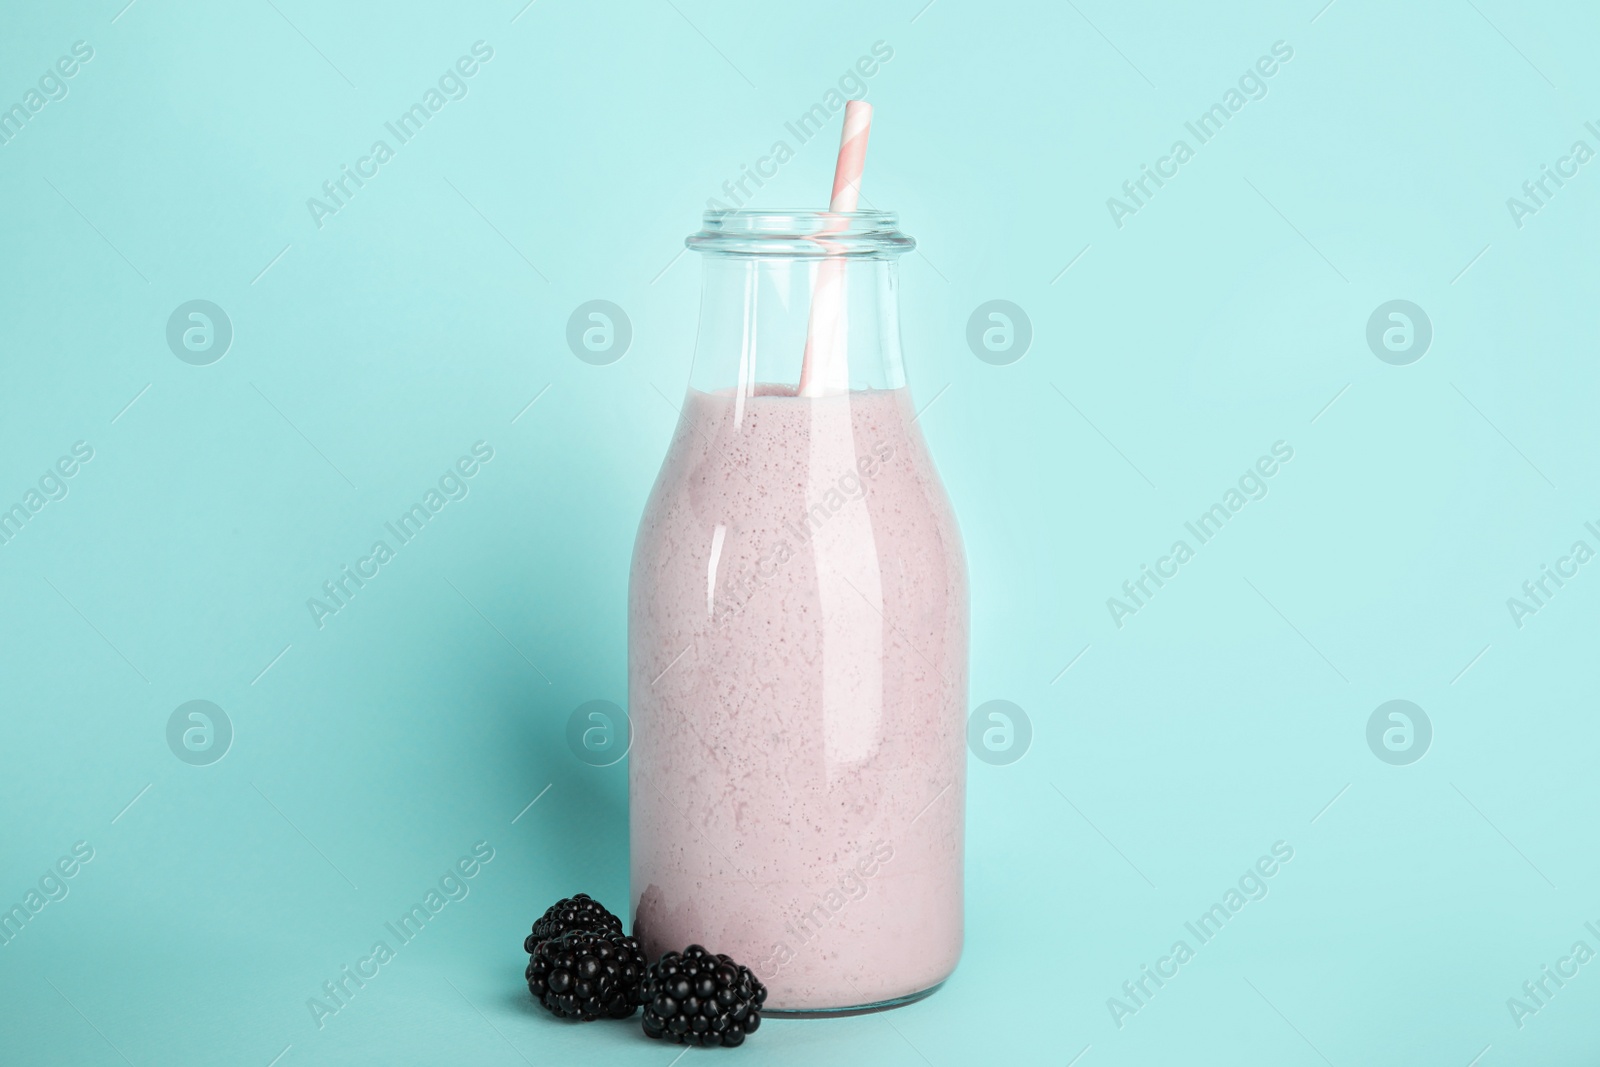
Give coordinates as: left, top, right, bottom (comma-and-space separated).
827, 100, 872, 213
797, 101, 872, 397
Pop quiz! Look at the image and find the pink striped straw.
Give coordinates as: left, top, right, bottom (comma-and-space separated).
828, 100, 872, 212
797, 100, 873, 397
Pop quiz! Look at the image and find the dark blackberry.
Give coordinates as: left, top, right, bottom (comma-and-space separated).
639, 944, 768, 1047
524, 893, 623, 952
525, 930, 647, 1020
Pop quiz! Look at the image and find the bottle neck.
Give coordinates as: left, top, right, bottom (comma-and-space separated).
687, 253, 907, 396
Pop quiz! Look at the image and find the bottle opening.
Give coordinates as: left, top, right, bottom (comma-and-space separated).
688, 210, 916, 257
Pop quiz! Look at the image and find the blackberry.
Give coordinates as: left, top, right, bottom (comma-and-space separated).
524, 893, 623, 952
525, 930, 647, 1020
640, 944, 768, 1047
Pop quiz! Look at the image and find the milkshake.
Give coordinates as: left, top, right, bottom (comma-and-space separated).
629, 209, 967, 1012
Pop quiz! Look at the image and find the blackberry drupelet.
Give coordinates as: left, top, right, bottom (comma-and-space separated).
639, 944, 768, 1047
525, 930, 647, 1021
524, 893, 624, 952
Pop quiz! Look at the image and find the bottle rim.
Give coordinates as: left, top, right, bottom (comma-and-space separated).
687, 209, 916, 257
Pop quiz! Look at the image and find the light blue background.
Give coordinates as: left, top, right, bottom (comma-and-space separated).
3, 1, 1597, 1064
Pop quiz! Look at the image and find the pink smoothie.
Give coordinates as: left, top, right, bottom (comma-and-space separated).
629, 384, 967, 1011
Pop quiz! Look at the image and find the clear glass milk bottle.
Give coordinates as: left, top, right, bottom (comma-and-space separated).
629, 210, 967, 1013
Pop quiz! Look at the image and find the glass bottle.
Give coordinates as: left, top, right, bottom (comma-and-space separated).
629, 210, 967, 1013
